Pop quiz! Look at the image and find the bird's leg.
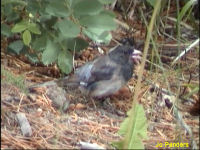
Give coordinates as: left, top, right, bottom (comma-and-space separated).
91, 98, 97, 109
101, 97, 115, 112
102, 97, 112, 107
89, 97, 96, 109
83, 95, 97, 109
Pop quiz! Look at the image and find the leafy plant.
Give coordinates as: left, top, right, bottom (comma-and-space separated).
112, 103, 148, 149
1, 0, 117, 74
177, 0, 197, 25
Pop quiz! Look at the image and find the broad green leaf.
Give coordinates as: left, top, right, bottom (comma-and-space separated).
42, 40, 60, 65
40, 16, 57, 28
8, 40, 24, 54
100, 10, 116, 18
2, 0, 27, 6
113, 103, 148, 149
23, 30, 31, 46
66, 37, 89, 52
97, 31, 112, 44
54, 32, 65, 43
97, 0, 115, 4
25, 53, 39, 64
55, 19, 80, 38
32, 35, 47, 51
45, 0, 69, 17
26, 1, 38, 16
27, 23, 41, 34
83, 28, 112, 44
73, 0, 103, 15
1, 23, 12, 37
11, 20, 29, 33
3, 3, 13, 16
70, 0, 82, 8
57, 50, 73, 74
80, 13, 116, 30
39, 14, 52, 23
3, 3, 20, 22
26, 0, 43, 16
7, 13, 20, 22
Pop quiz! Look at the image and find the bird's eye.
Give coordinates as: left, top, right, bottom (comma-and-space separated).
124, 49, 132, 55
123, 51, 127, 54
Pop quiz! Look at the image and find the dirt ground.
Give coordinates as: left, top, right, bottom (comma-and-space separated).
1, 8, 199, 149
1, 44, 199, 149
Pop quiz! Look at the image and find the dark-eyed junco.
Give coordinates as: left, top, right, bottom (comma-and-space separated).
57, 38, 142, 98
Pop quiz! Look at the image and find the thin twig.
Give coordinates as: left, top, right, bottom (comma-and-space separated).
166, 16, 194, 30
172, 38, 199, 65
17, 93, 24, 112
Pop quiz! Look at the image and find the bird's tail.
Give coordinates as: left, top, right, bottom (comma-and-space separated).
56, 75, 80, 88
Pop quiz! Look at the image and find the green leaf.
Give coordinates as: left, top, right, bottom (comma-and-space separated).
3, 3, 20, 22
70, 0, 82, 7
146, 0, 156, 8
8, 40, 24, 54
184, 86, 199, 98
27, 23, 41, 34
55, 19, 80, 38
113, 103, 148, 149
1, 23, 13, 37
23, 30, 31, 46
97, 30, 112, 44
32, 35, 47, 52
25, 53, 39, 64
182, 83, 199, 98
3, 3, 13, 16
2, 0, 27, 6
26, 0, 46, 16
100, 10, 116, 18
66, 37, 89, 52
54, 32, 65, 43
45, 0, 69, 17
11, 20, 28, 33
83, 28, 112, 43
26, 0, 39, 16
73, 0, 103, 15
178, 0, 196, 23
7, 13, 20, 22
79, 13, 116, 30
39, 14, 52, 23
57, 50, 73, 74
42, 40, 60, 65
97, 0, 115, 4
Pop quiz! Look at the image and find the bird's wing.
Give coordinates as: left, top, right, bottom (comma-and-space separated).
76, 55, 117, 85
85, 73, 125, 97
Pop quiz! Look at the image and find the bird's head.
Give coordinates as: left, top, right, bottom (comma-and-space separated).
109, 45, 142, 65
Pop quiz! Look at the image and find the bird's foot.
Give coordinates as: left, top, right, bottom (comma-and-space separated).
91, 98, 97, 109
102, 98, 115, 111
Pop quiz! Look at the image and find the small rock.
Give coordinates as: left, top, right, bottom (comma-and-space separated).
75, 103, 87, 110
79, 141, 105, 150
16, 112, 32, 137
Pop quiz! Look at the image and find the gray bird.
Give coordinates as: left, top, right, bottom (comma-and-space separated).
57, 40, 142, 99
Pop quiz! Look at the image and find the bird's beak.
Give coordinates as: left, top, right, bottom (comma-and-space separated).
131, 49, 142, 65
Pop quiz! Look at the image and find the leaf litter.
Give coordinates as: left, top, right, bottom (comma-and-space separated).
1, 9, 199, 149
